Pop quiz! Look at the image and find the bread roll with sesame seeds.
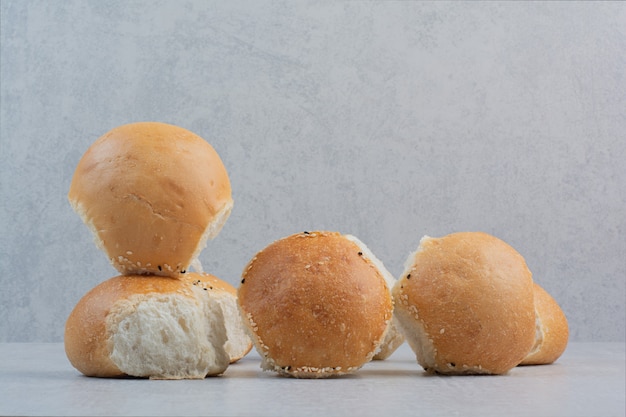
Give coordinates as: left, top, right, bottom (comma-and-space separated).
68, 122, 233, 277
237, 231, 393, 378
183, 272, 253, 363
392, 232, 536, 375
64, 275, 230, 379
519, 282, 569, 365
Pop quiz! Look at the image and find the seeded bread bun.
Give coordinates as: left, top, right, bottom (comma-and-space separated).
184, 272, 253, 363
68, 122, 233, 277
519, 282, 569, 365
392, 232, 536, 375
237, 231, 393, 378
64, 275, 230, 379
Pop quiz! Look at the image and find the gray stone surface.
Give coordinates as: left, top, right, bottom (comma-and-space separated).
1, 1, 624, 342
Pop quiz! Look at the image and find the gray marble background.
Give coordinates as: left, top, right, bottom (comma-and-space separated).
1, 1, 624, 343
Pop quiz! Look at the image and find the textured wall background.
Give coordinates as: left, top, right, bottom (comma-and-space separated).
1, 1, 624, 343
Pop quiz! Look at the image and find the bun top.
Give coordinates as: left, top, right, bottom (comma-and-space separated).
238, 231, 393, 377
393, 232, 536, 374
68, 122, 233, 277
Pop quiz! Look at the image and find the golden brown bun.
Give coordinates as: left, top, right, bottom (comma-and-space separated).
237, 231, 393, 378
184, 272, 253, 363
520, 283, 569, 365
392, 232, 536, 375
64, 275, 230, 379
68, 122, 233, 277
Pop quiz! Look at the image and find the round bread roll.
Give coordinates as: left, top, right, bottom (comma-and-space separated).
392, 232, 536, 375
68, 122, 233, 277
184, 272, 253, 363
519, 282, 569, 365
237, 231, 393, 378
64, 275, 230, 379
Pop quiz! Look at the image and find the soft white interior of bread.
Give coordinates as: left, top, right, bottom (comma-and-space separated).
344, 234, 396, 289
106, 288, 229, 379
214, 291, 252, 362
189, 200, 233, 266
69, 199, 107, 254
526, 310, 544, 357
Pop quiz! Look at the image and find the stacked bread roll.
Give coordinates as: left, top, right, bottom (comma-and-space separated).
64, 122, 251, 379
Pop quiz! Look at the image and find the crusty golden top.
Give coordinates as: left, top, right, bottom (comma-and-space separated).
68, 122, 232, 277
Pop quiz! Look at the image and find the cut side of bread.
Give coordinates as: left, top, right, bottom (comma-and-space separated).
184, 273, 253, 363
64, 275, 230, 379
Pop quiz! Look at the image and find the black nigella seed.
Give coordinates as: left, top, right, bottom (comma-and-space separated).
181, 270, 186, 274
241, 278, 245, 284
358, 251, 363, 256
303, 231, 310, 235
406, 274, 411, 279
158, 265, 162, 271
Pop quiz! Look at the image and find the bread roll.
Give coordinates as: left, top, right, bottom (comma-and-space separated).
392, 232, 536, 375
68, 122, 233, 277
64, 275, 230, 379
183, 272, 253, 363
237, 231, 393, 378
520, 282, 569, 365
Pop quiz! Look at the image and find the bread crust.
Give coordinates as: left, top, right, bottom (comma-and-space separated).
237, 231, 393, 378
68, 122, 232, 277
519, 283, 569, 365
392, 232, 536, 375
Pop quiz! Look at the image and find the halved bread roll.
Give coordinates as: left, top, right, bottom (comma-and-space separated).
68, 122, 233, 277
64, 275, 230, 379
237, 231, 393, 378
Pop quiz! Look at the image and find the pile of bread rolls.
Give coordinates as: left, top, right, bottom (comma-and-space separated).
64, 122, 251, 379
65, 122, 568, 379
